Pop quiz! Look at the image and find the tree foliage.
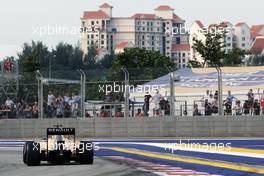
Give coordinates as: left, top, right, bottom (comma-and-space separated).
192, 29, 226, 67
109, 47, 175, 83
192, 28, 249, 68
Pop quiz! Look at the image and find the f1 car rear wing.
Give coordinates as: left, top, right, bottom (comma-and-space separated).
47, 128, 75, 135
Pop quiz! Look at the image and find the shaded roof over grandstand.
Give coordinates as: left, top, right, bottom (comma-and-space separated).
139, 67, 264, 94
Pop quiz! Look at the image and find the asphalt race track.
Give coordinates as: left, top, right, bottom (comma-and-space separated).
1, 138, 264, 176
0, 148, 157, 176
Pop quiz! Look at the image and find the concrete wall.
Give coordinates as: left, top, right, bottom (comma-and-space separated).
0, 116, 264, 138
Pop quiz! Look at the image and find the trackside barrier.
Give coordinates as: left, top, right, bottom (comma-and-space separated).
0, 116, 264, 138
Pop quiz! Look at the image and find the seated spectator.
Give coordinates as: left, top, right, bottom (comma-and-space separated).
193, 104, 201, 116
233, 100, 242, 115
224, 100, 232, 115
136, 108, 144, 117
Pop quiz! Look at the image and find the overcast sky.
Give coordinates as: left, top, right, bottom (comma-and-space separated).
0, 0, 263, 58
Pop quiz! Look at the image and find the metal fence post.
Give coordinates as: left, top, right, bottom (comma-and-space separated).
170, 72, 175, 117
216, 67, 223, 116
121, 68, 129, 117
36, 70, 43, 119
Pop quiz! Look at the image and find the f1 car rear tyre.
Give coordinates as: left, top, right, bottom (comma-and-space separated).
78, 141, 94, 164
24, 141, 41, 166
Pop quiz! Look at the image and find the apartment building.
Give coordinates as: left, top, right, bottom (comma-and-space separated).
190, 21, 251, 62
80, 3, 189, 66
250, 25, 264, 42
234, 23, 251, 50
171, 43, 190, 68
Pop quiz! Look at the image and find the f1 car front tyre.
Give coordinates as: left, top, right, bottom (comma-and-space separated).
23, 141, 41, 166
78, 141, 94, 164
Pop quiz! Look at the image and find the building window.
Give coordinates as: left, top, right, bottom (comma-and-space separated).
87, 35, 89, 39
142, 35, 145, 40
101, 40, 104, 45
87, 41, 89, 45
242, 37, 246, 41
179, 53, 181, 57
242, 43, 245, 47
82, 21, 85, 27
183, 58, 185, 63
176, 37, 181, 44
142, 41, 145, 45
142, 27, 145, 31
227, 37, 231, 40
183, 53, 185, 57
91, 21, 94, 25
101, 34, 104, 39
91, 34, 94, 39
226, 43, 231, 47
96, 21, 99, 24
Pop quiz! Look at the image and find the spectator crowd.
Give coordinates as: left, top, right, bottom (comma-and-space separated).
0, 91, 81, 119
193, 89, 264, 116
2, 89, 264, 118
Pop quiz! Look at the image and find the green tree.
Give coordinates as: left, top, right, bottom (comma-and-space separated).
223, 48, 248, 66
18, 41, 50, 73
110, 47, 175, 82
192, 29, 226, 67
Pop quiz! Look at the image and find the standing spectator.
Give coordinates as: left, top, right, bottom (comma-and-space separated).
153, 89, 162, 111
247, 89, 254, 111
201, 90, 210, 108
260, 90, 264, 115
214, 91, 219, 101
226, 90, 236, 115
47, 91, 55, 106
32, 102, 38, 118
243, 100, 251, 115
64, 93, 70, 104
204, 99, 212, 116
143, 92, 152, 116
5, 97, 14, 108
47, 91, 55, 118
253, 100, 260, 115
